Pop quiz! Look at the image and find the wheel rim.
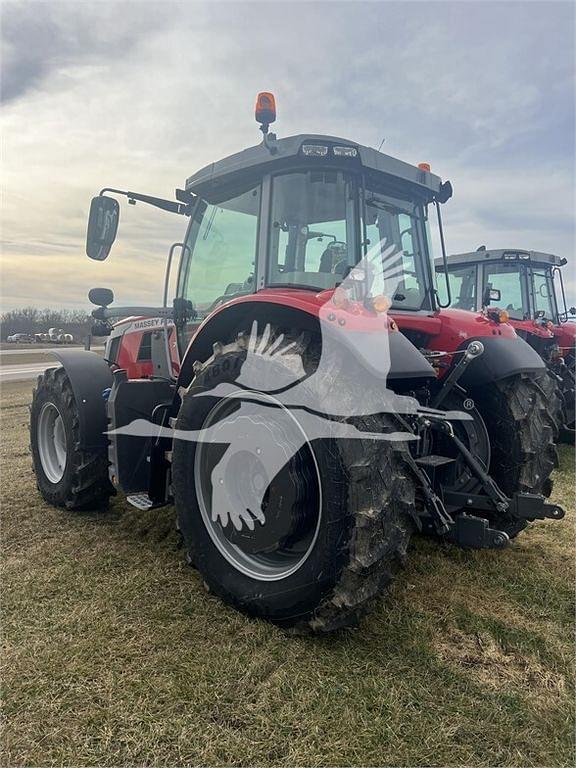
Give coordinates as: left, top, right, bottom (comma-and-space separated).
38, 402, 67, 483
194, 390, 322, 581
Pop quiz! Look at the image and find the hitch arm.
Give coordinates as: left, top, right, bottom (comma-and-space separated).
429, 418, 509, 512
426, 418, 566, 523
442, 491, 565, 522
431, 340, 484, 409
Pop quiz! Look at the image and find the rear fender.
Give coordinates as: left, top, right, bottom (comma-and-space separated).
48, 350, 112, 451
457, 336, 545, 389
177, 300, 435, 389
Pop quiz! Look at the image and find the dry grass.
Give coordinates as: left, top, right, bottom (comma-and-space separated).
1, 379, 574, 767
0, 353, 61, 367
0, 349, 102, 367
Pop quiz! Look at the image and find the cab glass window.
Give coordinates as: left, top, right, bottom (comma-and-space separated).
180, 185, 261, 320
531, 269, 555, 319
363, 189, 430, 310
437, 264, 477, 310
267, 171, 358, 290
483, 263, 528, 320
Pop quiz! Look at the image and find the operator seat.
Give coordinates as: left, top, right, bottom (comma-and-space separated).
319, 242, 348, 274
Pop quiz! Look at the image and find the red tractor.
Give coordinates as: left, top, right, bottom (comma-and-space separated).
435, 248, 575, 441
30, 95, 563, 632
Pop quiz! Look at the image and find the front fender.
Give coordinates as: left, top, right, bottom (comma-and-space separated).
49, 350, 112, 450
457, 336, 545, 388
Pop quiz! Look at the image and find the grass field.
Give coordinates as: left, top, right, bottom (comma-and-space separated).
0, 343, 84, 352
0, 348, 103, 367
2, 379, 574, 767
0, 352, 66, 367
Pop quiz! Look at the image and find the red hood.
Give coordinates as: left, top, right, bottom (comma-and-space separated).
506, 317, 554, 340
555, 321, 576, 338
439, 308, 517, 338
392, 306, 517, 348
553, 321, 576, 353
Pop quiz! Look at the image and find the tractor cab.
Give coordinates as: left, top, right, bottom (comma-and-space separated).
436, 248, 575, 436
89, 128, 455, 387
434, 248, 576, 354
174, 131, 453, 353
435, 248, 573, 325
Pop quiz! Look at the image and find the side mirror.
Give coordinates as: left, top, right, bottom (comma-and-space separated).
86, 195, 119, 261
483, 285, 501, 306
437, 180, 453, 204
88, 287, 114, 306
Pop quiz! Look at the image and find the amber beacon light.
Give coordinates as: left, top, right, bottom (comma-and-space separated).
255, 92, 276, 131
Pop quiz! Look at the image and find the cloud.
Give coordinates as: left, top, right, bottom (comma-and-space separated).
0, 1, 171, 103
1, 1, 574, 310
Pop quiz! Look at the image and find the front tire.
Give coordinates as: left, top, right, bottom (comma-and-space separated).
30, 367, 114, 510
173, 334, 416, 632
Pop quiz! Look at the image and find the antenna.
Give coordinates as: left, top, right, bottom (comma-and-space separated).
377, 137, 385, 152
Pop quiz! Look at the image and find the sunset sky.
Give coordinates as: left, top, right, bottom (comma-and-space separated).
1, 0, 574, 311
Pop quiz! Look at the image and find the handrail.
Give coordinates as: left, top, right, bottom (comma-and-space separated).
434, 201, 452, 308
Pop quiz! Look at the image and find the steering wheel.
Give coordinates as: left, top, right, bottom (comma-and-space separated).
329, 242, 348, 274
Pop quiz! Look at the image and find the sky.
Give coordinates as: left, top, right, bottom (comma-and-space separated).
1, 0, 575, 311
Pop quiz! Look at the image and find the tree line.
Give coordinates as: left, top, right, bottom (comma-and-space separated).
1, 308, 91, 341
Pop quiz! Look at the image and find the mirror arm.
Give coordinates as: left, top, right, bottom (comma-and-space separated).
99, 188, 194, 216
92, 306, 175, 321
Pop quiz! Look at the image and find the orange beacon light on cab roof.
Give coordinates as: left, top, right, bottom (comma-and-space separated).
255, 92, 276, 131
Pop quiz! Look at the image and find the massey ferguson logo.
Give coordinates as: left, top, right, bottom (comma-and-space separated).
133, 318, 164, 330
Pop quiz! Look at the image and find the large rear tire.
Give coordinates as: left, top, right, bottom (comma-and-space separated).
551, 361, 575, 443
172, 333, 416, 632
535, 368, 564, 441
30, 367, 114, 510
471, 373, 558, 538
